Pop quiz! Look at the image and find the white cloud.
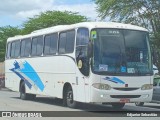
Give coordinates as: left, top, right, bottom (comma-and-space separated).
0, 0, 99, 25
16, 10, 41, 19
15, 3, 98, 21
0, 0, 54, 15
52, 3, 98, 20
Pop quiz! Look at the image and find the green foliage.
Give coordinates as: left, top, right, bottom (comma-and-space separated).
94, 0, 160, 28
94, 0, 160, 72
0, 26, 22, 62
22, 11, 88, 34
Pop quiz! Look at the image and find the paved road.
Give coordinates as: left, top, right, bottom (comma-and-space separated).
0, 88, 160, 120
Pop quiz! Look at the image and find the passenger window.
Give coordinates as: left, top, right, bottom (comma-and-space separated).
11, 40, 20, 58
66, 31, 75, 53
44, 33, 58, 55
21, 38, 31, 57
6, 42, 11, 59
21, 40, 25, 57
37, 37, 43, 56
14, 41, 20, 58
25, 39, 31, 57
59, 33, 66, 54
31, 36, 43, 56
59, 30, 75, 54
31, 38, 37, 56
11, 42, 16, 58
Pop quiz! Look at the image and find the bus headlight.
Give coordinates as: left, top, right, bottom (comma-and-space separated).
92, 83, 111, 90
141, 84, 153, 90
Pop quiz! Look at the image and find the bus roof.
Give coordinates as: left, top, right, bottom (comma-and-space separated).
7, 22, 148, 42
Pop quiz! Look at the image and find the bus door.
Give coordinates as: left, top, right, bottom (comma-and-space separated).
76, 52, 90, 102
76, 28, 90, 102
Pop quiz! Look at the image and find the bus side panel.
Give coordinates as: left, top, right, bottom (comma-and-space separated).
5, 56, 77, 99
53, 56, 76, 99
5, 60, 20, 92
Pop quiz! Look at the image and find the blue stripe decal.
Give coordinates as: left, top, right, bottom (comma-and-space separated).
10, 61, 45, 91
10, 68, 32, 89
103, 77, 125, 84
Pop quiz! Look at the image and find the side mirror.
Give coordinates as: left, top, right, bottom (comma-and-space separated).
153, 82, 157, 86
87, 40, 93, 58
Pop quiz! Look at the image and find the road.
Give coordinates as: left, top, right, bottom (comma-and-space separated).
0, 88, 160, 120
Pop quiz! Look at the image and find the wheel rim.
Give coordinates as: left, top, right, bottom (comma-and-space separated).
67, 91, 73, 104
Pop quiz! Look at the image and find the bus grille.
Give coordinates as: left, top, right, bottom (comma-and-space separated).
113, 88, 139, 91
110, 95, 141, 98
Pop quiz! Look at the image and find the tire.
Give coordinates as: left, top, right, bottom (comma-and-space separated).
64, 86, 77, 108
20, 82, 36, 100
111, 103, 125, 109
135, 102, 144, 106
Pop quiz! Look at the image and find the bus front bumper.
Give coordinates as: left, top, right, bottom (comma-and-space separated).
90, 87, 153, 103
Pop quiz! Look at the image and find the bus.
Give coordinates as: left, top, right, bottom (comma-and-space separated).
5, 22, 153, 109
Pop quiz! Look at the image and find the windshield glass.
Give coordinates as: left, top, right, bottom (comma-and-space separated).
92, 29, 152, 75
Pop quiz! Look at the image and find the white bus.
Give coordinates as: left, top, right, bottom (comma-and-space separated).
5, 22, 153, 109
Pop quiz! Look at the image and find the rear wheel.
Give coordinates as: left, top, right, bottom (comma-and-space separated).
20, 82, 36, 100
135, 102, 144, 106
111, 103, 125, 109
64, 86, 77, 108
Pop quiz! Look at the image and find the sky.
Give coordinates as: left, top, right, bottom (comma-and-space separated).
0, 0, 100, 27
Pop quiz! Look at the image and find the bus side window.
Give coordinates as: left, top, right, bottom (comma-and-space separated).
10, 42, 16, 58
59, 30, 75, 54
14, 41, 20, 58
66, 31, 75, 53
59, 33, 66, 54
6, 42, 11, 59
76, 28, 89, 76
31, 36, 43, 56
44, 33, 58, 55
21, 38, 31, 57
10, 40, 20, 58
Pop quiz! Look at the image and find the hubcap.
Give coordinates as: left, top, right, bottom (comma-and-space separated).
67, 91, 73, 104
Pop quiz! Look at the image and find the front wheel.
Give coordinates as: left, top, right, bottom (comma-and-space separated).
111, 103, 125, 109
135, 102, 144, 106
64, 86, 77, 108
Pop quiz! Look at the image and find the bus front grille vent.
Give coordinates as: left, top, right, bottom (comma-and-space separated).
110, 95, 141, 98
113, 88, 139, 91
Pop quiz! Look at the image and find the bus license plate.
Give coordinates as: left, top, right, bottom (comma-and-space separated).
120, 99, 130, 103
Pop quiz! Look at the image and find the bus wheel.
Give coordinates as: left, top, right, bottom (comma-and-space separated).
20, 82, 36, 100
20, 82, 28, 100
111, 103, 125, 109
65, 87, 77, 108
135, 102, 144, 106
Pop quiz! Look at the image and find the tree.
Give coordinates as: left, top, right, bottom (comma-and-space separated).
94, 0, 160, 72
22, 11, 88, 34
0, 26, 22, 62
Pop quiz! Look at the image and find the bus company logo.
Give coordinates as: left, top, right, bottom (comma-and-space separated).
103, 77, 125, 84
10, 61, 45, 91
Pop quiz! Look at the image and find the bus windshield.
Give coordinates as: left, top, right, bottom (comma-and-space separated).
92, 29, 152, 75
